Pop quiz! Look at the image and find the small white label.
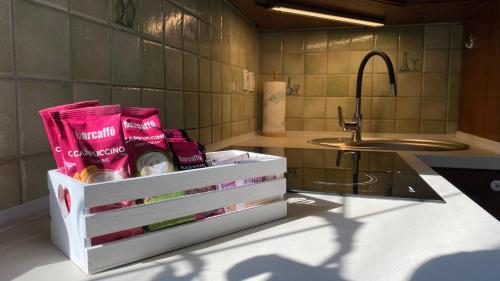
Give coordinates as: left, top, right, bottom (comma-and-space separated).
249, 72, 255, 91
243, 69, 249, 91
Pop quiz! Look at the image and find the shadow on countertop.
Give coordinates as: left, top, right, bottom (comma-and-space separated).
6, 191, 498, 281
225, 195, 360, 281
149, 194, 359, 281
410, 249, 500, 281
85, 193, 353, 281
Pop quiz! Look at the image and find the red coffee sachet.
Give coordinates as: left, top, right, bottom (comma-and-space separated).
121, 107, 175, 176
38, 100, 99, 171
59, 105, 143, 245
60, 105, 129, 182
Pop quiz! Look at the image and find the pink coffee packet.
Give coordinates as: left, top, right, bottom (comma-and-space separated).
38, 100, 99, 171
121, 107, 175, 176
169, 141, 208, 170
59, 105, 143, 244
169, 141, 225, 220
60, 105, 129, 182
49, 110, 79, 176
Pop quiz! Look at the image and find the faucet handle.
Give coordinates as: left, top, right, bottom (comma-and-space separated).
338, 106, 346, 131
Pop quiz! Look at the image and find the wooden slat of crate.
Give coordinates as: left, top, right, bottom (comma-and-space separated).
85, 179, 286, 237
83, 153, 286, 208
85, 200, 286, 274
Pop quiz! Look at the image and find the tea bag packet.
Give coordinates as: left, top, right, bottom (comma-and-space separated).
121, 107, 176, 177
169, 141, 208, 170
143, 192, 196, 232
239, 175, 281, 209
38, 100, 99, 173
60, 105, 143, 244
206, 151, 252, 166
207, 152, 281, 211
169, 141, 226, 220
206, 151, 252, 212
138, 125, 196, 231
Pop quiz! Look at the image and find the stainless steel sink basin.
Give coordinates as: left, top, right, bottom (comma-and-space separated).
308, 138, 469, 151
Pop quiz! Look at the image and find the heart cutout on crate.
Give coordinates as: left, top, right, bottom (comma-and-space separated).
57, 184, 71, 218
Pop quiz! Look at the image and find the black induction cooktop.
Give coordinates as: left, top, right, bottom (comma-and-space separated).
228, 146, 445, 203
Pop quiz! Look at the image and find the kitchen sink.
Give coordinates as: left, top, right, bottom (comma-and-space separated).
308, 138, 469, 151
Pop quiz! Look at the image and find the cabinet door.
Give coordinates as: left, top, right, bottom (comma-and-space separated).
459, 1, 500, 142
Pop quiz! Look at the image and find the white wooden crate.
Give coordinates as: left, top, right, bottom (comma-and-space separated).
48, 150, 287, 274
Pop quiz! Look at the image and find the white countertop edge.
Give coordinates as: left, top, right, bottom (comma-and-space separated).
398, 152, 498, 222
456, 131, 500, 155
0, 196, 48, 227
416, 154, 500, 170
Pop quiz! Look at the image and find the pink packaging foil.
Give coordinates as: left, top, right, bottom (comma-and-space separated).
38, 100, 99, 171
60, 105, 129, 182
121, 107, 175, 176
169, 141, 207, 170
49, 111, 78, 176
90, 202, 144, 246
163, 129, 189, 139
60, 105, 143, 244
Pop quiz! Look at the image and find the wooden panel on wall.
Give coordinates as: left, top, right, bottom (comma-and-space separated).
459, 0, 500, 142
484, 1, 500, 141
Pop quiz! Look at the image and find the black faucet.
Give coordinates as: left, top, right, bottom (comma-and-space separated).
338, 50, 397, 142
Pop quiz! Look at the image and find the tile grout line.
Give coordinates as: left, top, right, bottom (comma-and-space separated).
67, 0, 74, 100
196, 3, 202, 136
161, 0, 167, 127
137, 1, 144, 106
180, 3, 186, 131
9, 0, 26, 204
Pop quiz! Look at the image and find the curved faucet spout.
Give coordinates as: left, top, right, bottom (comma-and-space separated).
357, 50, 397, 99
338, 50, 397, 143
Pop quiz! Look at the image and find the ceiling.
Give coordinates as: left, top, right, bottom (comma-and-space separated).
227, 0, 489, 29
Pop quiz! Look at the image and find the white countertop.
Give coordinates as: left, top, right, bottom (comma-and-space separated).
1, 133, 500, 281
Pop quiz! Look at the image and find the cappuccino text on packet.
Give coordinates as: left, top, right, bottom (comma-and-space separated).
59, 105, 143, 245
60, 105, 129, 183
121, 107, 175, 176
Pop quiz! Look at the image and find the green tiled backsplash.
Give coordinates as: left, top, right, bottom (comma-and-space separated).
260, 23, 462, 134
0, 0, 465, 212
0, 0, 260, 210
